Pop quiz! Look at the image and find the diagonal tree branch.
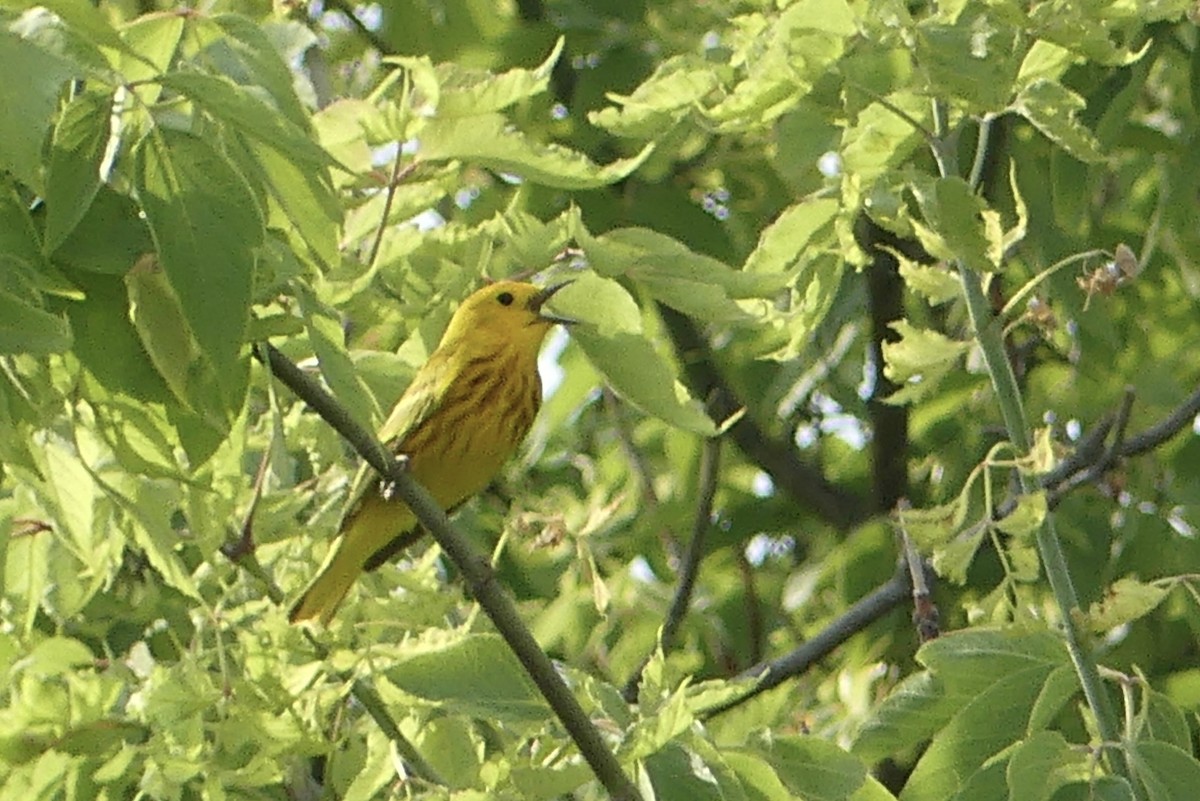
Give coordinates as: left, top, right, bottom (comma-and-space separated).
702, 563, 914, 719
658, 304, 867, 531
703, 381, 1200, 718
255, 343, 641, 801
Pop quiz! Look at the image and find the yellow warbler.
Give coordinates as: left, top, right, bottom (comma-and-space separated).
289, 280, 572, 624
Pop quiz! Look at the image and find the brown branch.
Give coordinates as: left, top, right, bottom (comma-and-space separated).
658, 304, 867, 531
857, 216, 915, 513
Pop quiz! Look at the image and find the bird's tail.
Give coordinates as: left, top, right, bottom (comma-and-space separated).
288, 543, 363, 624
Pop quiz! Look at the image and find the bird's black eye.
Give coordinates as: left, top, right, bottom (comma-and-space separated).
496, 291, 514, 306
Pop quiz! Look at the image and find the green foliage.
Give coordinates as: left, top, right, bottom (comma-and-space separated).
2, 0, 1200, 799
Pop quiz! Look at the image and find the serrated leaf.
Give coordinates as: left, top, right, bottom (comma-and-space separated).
916, 20, 1022, 113
1013, 80, 1105, 163
435, 37, 564, 117
898, 256, 960, 305
590, 56, 720, 138
932, 527, 987, 585
921, 176, 997, 274
44, 92, 112, 252
417, 113, 654, 189
881, 320, 969, 386
1085, 577, 1171, 634
897, 498, 970, 551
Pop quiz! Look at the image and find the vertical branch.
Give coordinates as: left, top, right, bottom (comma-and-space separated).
932, 120, 1132, 788
622, 436, 722, 701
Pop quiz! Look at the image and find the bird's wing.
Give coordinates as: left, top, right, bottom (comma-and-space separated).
338, 355, 454, 526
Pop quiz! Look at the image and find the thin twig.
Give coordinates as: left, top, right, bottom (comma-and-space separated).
365, 157, 418, 271
735, 547, 765, 666
255, 343, 641, 801
702, 566, 913, 719
221, 442, 273, 563
622, 436, 722, 701
896, 501, 939, 643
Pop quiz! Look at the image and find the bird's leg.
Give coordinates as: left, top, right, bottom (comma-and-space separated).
377, 454, 411, 501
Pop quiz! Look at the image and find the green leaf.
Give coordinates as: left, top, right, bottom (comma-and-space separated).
995, 492, 1047, 538
903, 664, 1060, 801
44, 92, 112, 252
209, 14, 315, 127
550, 273, 643, 337
124, 256, 224, 424
384, 633, 550, 722
0, 278, 72, 355
1084, 577, 1171, 634
158, 72, 337, 170
577, 226, 784, 309
724, 751, 794, 801
643, 742, 726, 801
1138, 690, 1192, 753
762, 736, 867, 801
911, 176, 1000, 274
296, 284, 382, 433
18, 636, 94, 678
881, 320, 969, 403
434, 37, 564, 117
244, 137, 341, 269
743, 199, 839, 276
1051, 777, 1135, 801
1131, 741, 1200, 801
417, 113, 655, 189
135, 128, 261, 408
0, 30, 81, 190
125, 482, 202, 602
571, 327, 716, 435
51, 186, 155, 276
58, 270, 170, 402
1013, 80, 1105, 164
840, 93, 928, 185
916, 18, 1022, 113
898, 257, 960, 305
1006, 730, 1086, 801
590, 56, 720, 138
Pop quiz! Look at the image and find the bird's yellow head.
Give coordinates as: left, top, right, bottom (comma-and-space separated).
440, 280, 573, 356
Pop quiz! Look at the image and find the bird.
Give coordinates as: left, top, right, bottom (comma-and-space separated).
288, 279, 573, 624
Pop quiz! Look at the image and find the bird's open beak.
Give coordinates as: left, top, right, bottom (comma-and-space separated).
529, 281, 576, 325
